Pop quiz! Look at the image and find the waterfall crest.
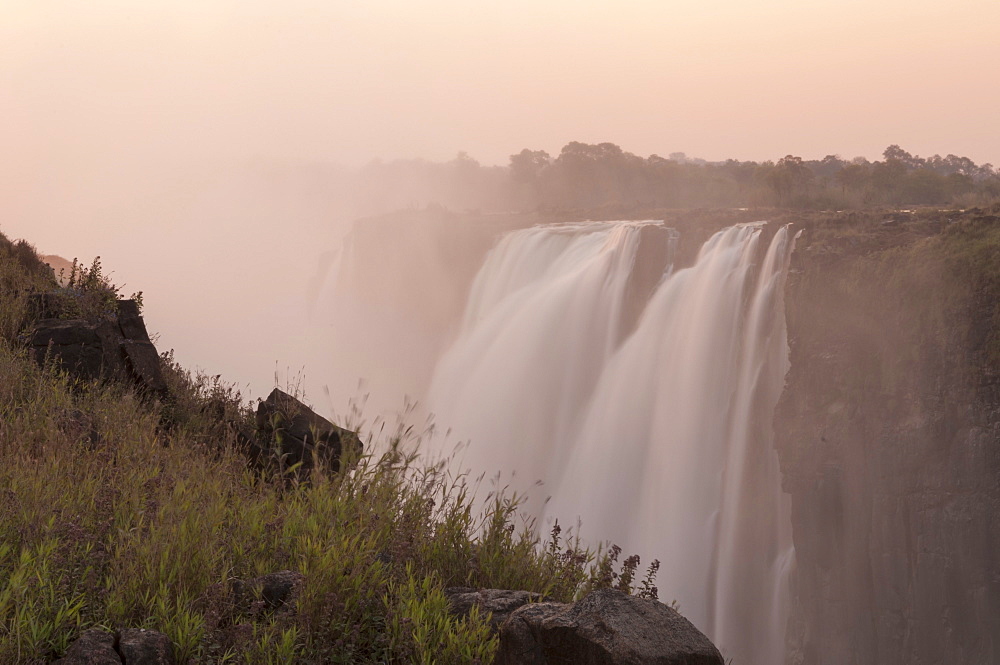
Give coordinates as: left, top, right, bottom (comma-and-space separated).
427, 221, 796, 663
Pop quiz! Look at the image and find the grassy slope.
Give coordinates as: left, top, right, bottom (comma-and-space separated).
0, 235, 640, 664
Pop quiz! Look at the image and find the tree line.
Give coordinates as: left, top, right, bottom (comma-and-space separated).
339, 143, 1000, 216
506, 143, 1000, 210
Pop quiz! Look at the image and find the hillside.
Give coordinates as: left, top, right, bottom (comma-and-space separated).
0, 233, 679, 664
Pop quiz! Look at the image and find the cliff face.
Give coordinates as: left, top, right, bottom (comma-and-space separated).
775, 210, 1000, 664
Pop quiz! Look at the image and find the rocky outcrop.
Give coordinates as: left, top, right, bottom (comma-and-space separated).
29, 297, 166, 395
775, 212, 1000, 664
251, 388, 361, 475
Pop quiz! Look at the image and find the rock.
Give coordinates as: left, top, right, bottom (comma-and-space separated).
444, 587, 542, 631
31, 319, 106, 380
233, 570, 303, 610
53, 628, 122, 664
117, 628, 175, 665
254, 388, 361, 474
496, 602, 568, 665
28, 298, 166, 395
495, 589, 724, 665
115, 300, 150, 342
774, 215, 1000, 665
120, 341, 166, 393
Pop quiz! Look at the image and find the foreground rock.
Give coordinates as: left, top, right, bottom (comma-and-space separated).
53, 628, 175, 665
52, 628, 121, 665
29, 297, 166, 395
252, 388, 361, 474
444, 587, 543, 631
449, 587, 724, 665
117, 629, 175, 665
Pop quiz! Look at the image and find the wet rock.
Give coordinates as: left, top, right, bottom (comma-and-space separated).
495, 589, 724, 665
254, 388, 361, 474
444, 587, 543, 631
775, 217, 1000, 665
53, 628, 122, 664
117, 628, 175, 665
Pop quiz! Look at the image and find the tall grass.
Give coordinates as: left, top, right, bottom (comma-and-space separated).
0, 230, 632, 663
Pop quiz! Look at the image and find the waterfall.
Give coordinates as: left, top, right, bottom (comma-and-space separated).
426, 221, 796, 664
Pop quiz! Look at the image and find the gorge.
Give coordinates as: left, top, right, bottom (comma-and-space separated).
315, 207, 1000, 664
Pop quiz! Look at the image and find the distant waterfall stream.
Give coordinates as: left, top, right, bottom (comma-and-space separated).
425, 221, 797, 663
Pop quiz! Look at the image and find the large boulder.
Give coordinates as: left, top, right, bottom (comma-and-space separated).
29, 298, 166, 394
495, 589, 724, 665
253, 388, 361, 474
444, 587, 543, 631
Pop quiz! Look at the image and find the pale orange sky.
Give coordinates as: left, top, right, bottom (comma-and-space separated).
2, 0, 999, 400
3, 0, 999, 169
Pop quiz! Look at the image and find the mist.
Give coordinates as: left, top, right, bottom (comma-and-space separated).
4, 2, 1000, 663
4, 0, 999, 398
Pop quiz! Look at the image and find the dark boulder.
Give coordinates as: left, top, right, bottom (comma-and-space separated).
117, 628, 175, 665
53, 628, 122, 664
120, 341, 165, 392
31, 319, 106, 381
253, 388, 361, 474
444, 587, 543, 631
496, 602, 569, 665
495, 588, 724, 665
115, 300, 150, 342
28, 298, 165, 395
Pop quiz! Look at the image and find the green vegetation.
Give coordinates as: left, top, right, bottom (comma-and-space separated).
0, 234, 656, 664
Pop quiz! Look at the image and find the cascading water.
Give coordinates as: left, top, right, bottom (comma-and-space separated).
426, 221, 674, 513
426, 221, 797, 664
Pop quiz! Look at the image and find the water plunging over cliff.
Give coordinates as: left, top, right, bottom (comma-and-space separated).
426, 221, 797, 663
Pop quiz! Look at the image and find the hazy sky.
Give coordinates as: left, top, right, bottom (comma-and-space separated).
4, 0, 1000, 169
3, 0, 999, 403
